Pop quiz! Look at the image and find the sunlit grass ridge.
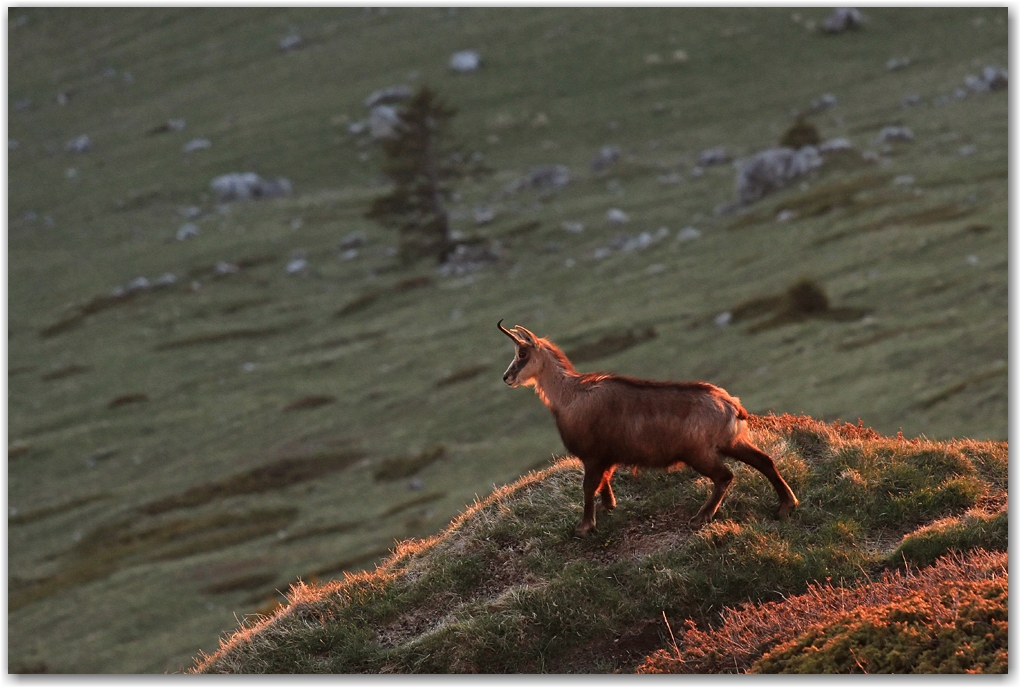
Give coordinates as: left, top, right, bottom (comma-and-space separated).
192, 414, 1007, 673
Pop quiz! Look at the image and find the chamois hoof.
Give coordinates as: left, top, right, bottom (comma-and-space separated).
777, 501, 798, 520
599, 499, 616, 512
573, 520, 595, 538
688, 514, 711, 528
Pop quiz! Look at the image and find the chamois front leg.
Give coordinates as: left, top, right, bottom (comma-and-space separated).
574, 466, 606, 537
688, 454, 734, 528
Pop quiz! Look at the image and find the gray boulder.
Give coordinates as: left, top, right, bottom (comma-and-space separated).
874, 126, 914, 144
734, 146, 822, 205
65, 134, 92, 153
210, 172, 292, 202
449, 50, 481, 73
820, 8, 864, 34
364, 85, 413, 109
368, 105, 402, 139
698, 146, 731, 166
589, 145, 621, 173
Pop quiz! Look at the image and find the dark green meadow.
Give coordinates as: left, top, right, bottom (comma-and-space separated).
7, 8, 1006, 672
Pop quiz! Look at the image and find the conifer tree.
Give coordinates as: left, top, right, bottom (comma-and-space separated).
367, 87, 469, 264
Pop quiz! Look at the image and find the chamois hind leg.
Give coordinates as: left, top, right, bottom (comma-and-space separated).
575, 465, 609, 537
598, 466, 617, 511
721, 439, 799, 519
686, 451, 734, 528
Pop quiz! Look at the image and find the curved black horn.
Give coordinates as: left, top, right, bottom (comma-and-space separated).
497, 319, 519, 342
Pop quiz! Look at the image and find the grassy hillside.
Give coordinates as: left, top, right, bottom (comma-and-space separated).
190, 415, 1007, 673
7, 8, 1007, 672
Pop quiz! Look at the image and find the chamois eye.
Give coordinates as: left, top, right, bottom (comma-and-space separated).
519, 349, 529, 360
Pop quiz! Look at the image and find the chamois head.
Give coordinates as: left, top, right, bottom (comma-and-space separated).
498, 320, 544, 388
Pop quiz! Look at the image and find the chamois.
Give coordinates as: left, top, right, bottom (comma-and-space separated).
499, 321, 798, 537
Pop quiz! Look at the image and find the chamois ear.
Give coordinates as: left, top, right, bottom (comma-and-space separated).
512, 325, 539, 346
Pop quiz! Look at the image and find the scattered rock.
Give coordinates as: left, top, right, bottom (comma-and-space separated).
182, 138, 211, 153
126, 276, 151, 292
339, 231, 366, 250
8, 139, 19, 151
676, 226, 701, 242
438, 242, 501, 276
65, 134, 92, 153
959, 144, 977, 157
473, 206, 497, 225
562, 221, 585, 234
886, 56, 911, 71
13, 98, 31, 111
286, 258, 308, 275
657, 172, 684, 185
364, 85, 413, 109
368, 105, 401, 139
589, 145, 621, 173
776, 209, 798, 222
153, 273, 178, 288
279, 34, 302, 52
734, 146, 822, 205
606, 208, 629, 224
215, 261, 240, 275
176, 223, 200, 241
900, 93, 922, 108
807, 93, 838, 112
892, 174, 915, 186
818, 137, 854, 154
714, 311, 733, 327
210, 173, 292, 202
504, 165, 570, 195
698, 146, 731, 166
819, 7, 864, 34
874, 126, 914, 144
594, 227, 669, 258
449, 50, 481, 73
965, 65, 1008, 93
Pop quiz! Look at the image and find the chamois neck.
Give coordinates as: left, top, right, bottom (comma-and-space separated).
530, 342, 581, 409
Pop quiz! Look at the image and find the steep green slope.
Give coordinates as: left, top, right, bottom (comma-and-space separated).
7, 8, 1006, 672
191, 415, 1007, 673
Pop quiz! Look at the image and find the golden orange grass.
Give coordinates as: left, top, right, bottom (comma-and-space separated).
636, 549, 1007, 674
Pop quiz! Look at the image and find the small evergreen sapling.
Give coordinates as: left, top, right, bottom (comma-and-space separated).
367, 87, 482, 265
